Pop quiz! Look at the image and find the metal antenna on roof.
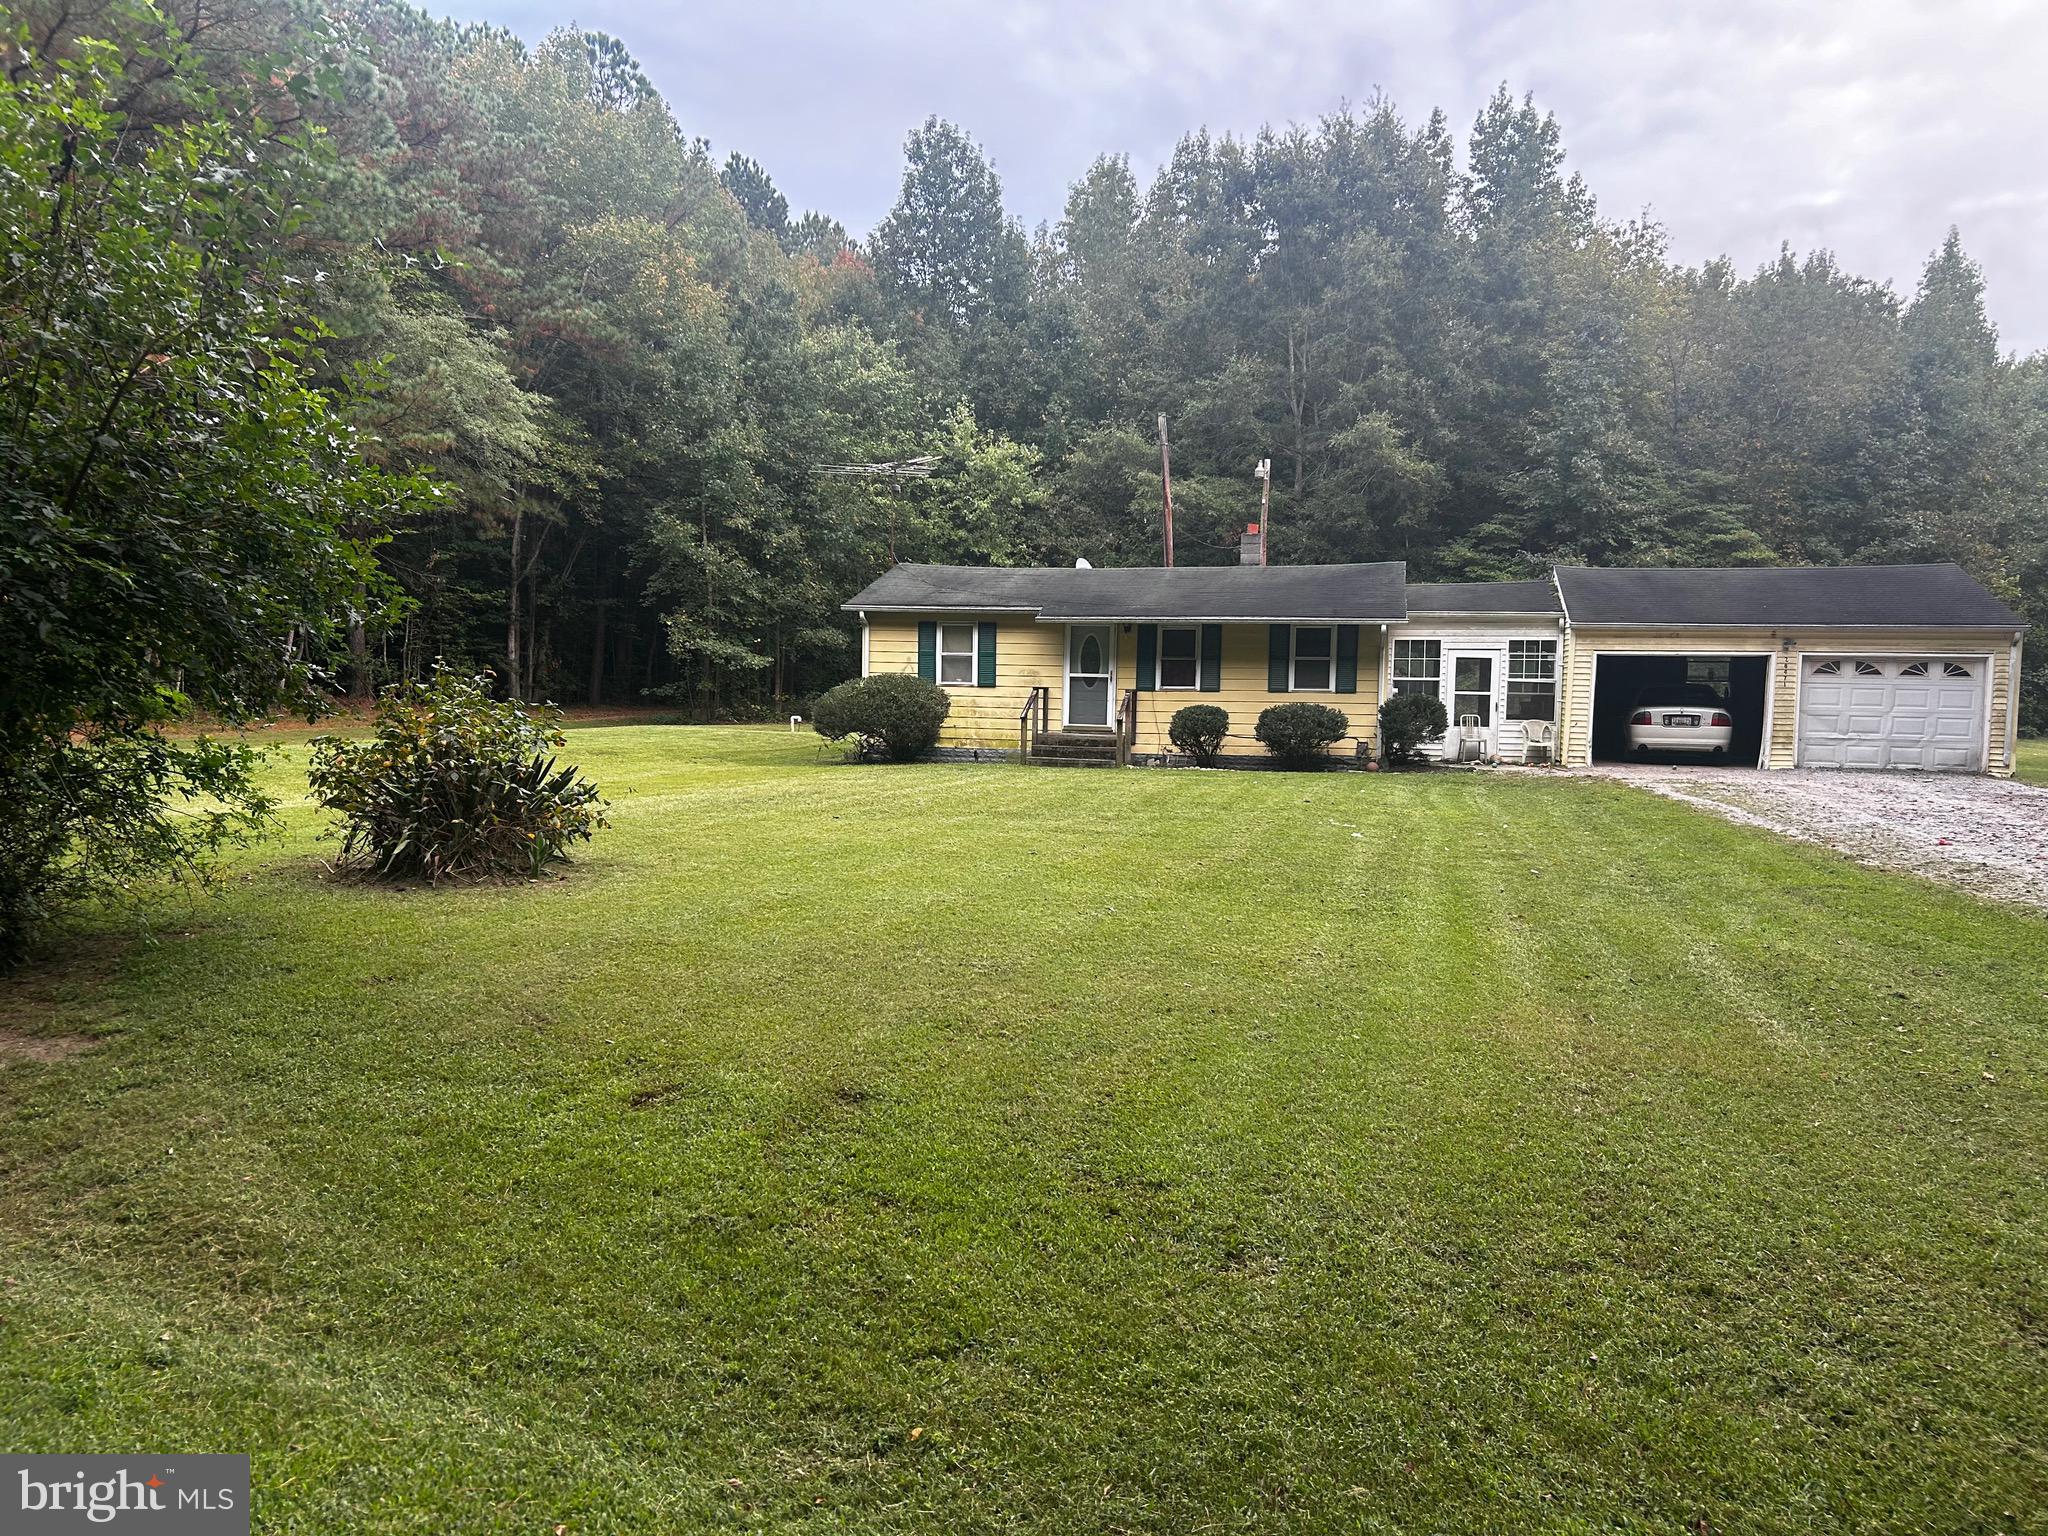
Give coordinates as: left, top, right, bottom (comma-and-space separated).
1156, 414, 1175, 568
810, 456, 936, 480
809, 456, 937, 567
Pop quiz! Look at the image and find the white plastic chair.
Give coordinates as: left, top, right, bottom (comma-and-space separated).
1521, 719, 1555, 765
1454, 713, 1486, 762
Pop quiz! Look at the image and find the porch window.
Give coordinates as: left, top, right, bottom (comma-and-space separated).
1506, 639, 1557, 721
938, 622, 977, 685
1290, 626, 1335, 691
1392, 639, 1440, 698
1159, 625, 1199, 689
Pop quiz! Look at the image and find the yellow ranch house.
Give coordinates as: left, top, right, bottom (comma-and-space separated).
844, 555, 2026, 776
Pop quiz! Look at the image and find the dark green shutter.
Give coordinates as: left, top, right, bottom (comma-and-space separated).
976, 621, 997, 687
1267, 625, 1291, 692
1335, 625, 1360, 693
917, 621, 937, 681
1135, 623, 1158, 690
1199, 624, 1222, 692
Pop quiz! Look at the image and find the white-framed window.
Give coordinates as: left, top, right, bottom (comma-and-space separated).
1506, 639, 1558, 722
938, 621, 978, 685
1159, 625, 1199, 689
1291, 625, 1335, 691
1391, 638, 1440, 698
1685, 657, 1730, 697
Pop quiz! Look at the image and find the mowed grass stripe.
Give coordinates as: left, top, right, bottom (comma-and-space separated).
2, 726, 2044, 1533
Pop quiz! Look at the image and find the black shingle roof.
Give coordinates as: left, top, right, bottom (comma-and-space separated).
1554, 563, 2025, 629
1405, 579, 1560, 615
844, 562, 1409, 622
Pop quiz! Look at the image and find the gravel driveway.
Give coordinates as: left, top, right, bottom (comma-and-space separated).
1581, 764, 2048, 910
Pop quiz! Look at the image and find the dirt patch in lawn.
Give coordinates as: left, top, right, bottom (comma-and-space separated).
0, 933, 134, 1058
0, 1027, 101, 1063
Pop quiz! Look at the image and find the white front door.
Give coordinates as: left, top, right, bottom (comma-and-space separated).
1797, 656, 1986, 770
1446, 652, 1496, 752
1065, 624, 1113, 727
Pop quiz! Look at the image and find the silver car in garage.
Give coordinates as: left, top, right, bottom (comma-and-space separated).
1628, 685, 1734, 757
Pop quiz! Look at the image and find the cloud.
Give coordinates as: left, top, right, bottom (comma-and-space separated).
440, 0, 2048, 350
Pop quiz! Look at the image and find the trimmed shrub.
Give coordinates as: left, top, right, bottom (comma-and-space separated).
1167, 703, 1230, 765
1255, 701, 1350, 768
1378, 691, 1450, 764
309, 670, 607, 881
812, 673, 951, 762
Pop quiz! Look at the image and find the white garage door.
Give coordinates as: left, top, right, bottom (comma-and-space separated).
1797, 656, 1986, 771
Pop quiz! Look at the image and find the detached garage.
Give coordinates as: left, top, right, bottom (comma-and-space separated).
1554, 564, 2026, 776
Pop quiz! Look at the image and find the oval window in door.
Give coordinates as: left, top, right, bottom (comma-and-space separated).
1079, 635, 1102, 674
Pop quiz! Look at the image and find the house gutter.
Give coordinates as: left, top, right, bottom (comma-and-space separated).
843, 603, 1413, 623
1561, 620, 2028, 631
1552, 567, 1575, 765
844, 605, 1412, 623
841, 603, 1043, 614
1405, 610, 1564, 620
2012, 632, 2026, 771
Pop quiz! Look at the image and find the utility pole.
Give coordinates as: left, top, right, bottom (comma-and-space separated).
1156, 413, 1175, 567
1254, 457, 1272, 565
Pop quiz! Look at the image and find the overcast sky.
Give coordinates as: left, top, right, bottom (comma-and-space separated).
440, 0, 2048, 353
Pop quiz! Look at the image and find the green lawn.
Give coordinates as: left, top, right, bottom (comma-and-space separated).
2017, 736, 2047, 785
3, 728, 2045, 1534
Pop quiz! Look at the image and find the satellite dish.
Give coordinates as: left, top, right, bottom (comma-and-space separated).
1074, 557, 1092, 568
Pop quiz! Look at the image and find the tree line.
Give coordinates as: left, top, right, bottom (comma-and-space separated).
19, 0, 2048, 729
8, 0, 2046, 735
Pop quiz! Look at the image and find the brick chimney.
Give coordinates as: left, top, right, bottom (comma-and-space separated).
1239, 522, 1264, 566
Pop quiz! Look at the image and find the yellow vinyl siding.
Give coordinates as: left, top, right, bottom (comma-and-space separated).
1117, 623, 1382, 759
1558, 626, 1586, 764
1992, 647, 2015, 775
1771, 646, 1800, 765
864, 617, 1382, 758
1558, 626, 2019, 774
868, 611, 2020, 774
864, 615, 1063, 750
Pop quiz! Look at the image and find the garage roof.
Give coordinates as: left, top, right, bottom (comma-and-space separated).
1554, 563, 2025, 629
843, 561, 1409, 622
1406, 579, 1560, 615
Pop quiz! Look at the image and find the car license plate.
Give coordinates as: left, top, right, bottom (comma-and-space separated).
1667, 713, 1698, 727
